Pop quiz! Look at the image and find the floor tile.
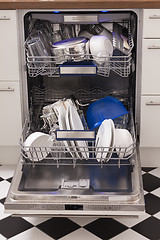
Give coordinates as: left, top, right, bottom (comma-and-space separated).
142, 173, 160, 192
110, 229, 149, 240
22, 217, 51, 226
6, 177, 13, 183
114, 212, 150, 228
59, 228, 101, 240
143, 190, 148, 195
154, 212, 160, 220
68, 217, 98, 227
0, 234, 7, 240
8, 227, 53, 240
0, 216, 33, 239
0, 181, 11, 200
142, 167, 156, 173
0, 199, 5, 205
149, 167, 160, 178
84, 218, 127, 239
0, 203, 10, 220
151, 187, 160, 198
132, 216, 160, 240
37, 217, 80, 239
0, 166, 15, 180
145, 193, 160, 215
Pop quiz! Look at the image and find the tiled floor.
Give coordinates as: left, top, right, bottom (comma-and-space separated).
0, 165, 160, 240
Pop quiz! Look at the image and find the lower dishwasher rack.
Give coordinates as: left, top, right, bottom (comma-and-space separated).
20, 109, 136, 168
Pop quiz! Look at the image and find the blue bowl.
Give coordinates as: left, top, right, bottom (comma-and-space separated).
86, 96, 129, 129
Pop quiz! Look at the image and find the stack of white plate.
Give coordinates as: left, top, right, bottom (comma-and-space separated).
57, 99, 89, 160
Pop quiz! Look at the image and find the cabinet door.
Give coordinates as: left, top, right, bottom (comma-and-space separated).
140, 96, 160, 147
143, 9, 160, 38
0, 82, 22, 145
141, 39, 160, 94
0, 10, 19, 81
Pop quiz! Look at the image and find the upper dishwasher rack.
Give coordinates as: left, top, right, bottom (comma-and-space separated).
25, 20, 134, 78
26, 53, 132, 78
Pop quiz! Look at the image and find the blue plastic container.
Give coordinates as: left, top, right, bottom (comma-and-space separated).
86, 96, 129, 129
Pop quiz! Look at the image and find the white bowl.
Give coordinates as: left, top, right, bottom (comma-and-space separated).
90, 35, 113, 58
114, 129, 134, 158
24, 132, 53, 161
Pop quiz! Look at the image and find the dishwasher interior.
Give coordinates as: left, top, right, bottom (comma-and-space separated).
5, 10, 145, 216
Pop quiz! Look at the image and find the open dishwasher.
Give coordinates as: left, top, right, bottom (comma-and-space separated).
5, 9, 145, 216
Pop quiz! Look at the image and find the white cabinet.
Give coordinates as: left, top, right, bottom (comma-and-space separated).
143, 9, 160, 38
0, 82, 22, 146
0, 10, 22, 164
140, 10, 160, 166
141, 39, 160, 94
0, 10, 19, 81
140, 96, 160, 147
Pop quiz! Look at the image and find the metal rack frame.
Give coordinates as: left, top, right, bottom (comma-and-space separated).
26, 52, 132, 78
25, 18, 134, 78
20, 106, 136, 168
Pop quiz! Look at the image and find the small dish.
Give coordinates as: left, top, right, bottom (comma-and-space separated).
90, 35, 113, 57
114, 129, 134, 158
24, 132, 53, 161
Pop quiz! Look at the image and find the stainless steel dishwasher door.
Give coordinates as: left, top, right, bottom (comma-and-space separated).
5, 146, 144, 217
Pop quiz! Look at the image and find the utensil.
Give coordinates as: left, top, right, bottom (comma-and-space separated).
86, 96, 128, 130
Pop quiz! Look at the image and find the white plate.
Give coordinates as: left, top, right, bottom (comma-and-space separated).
95, 119, 112, 162
68, 104, 89, 159
65, 102, 81, 159
106, 119, 115, 161
58, 104, 76, 159
24, 132, 53, 161
114, 129, 134, 158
